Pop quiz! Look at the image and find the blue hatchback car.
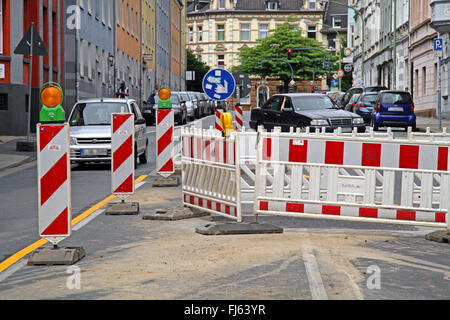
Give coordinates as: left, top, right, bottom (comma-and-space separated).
371, 91, 416, 131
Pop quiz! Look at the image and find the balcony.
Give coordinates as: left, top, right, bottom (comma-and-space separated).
430, 0, 450, 34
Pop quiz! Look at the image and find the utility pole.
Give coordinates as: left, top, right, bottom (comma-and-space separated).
393, 0, 397, 90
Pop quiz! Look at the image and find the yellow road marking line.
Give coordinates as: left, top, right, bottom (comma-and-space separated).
0, 174, 148, 274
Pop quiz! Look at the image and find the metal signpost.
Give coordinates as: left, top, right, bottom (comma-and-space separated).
434, 38, 443, 130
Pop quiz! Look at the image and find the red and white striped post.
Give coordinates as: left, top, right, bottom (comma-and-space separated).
156, 109, 175, 177
215, 109, 223, 132
111, 113, 135, 196
37, 123, 71, 245
235, 105, 243, 132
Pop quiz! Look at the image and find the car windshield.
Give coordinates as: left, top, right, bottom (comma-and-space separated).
380, 93, 412, 104
362, 95, 377, 103
291, 96, 338, 111
181, 93, 190, 101
69, 102, 127, 126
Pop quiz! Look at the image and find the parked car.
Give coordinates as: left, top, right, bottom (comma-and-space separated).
69, 98, 148, 166
344, 93, 361, 112
338, 86, 388, 109
249, 93, 366, 133
195, 92, 208, 117
352, 92, 378, 124
142, 94, 157, 126
330, 92, 345, 104
371, 90, 416, 131
188, 91, 201, 118
150, 92, 188, 125
203, 93, 215, 115
180, 91, 195, 120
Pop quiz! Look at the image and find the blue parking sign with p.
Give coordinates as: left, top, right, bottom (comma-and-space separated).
434, 38, 443, 51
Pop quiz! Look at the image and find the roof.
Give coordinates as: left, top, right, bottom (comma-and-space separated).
187, 0, 312, 13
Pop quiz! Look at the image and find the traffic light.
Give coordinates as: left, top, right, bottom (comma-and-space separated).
39, 82, 65, 123
287, 48, 292, 60
157, 88, 172, 109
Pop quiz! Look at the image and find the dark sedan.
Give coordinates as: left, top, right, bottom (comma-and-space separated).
249, 93, 366, 133
143, 92, 188, 126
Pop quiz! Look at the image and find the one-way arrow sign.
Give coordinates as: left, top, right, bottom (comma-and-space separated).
14, 23, 48, 56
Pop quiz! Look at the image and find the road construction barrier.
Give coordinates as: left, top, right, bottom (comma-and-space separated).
37, 123, 72, 245
235, 105, 243, 132
253, 127, 450, 228
215, 109, 223, 131
157, 109, 175, 177
111, 113, 135, 195
181, 127, 242, 222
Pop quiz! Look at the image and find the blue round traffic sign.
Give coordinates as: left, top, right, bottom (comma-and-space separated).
202, 69, 236, 101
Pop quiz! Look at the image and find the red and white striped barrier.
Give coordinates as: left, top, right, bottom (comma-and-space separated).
215, 109, 223, 132
111, 113, 135, 195
235, 105, 243, 132
181, 127, 241, 222
253, 128, 450, 228
157, 109, 175, 177
37, 123, 71, 245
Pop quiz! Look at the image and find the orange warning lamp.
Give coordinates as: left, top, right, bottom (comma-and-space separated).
158, 88, 172, 109
39, 82, 65, 122
41, 85, 63, 108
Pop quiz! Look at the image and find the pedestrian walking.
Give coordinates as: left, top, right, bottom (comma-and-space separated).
116, 81, 130, 98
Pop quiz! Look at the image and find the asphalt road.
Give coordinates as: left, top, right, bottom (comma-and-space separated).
0, 112, 449, 301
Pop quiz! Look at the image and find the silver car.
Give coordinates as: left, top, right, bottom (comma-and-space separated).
180, 91, 195, 120
68, 98, 148, 166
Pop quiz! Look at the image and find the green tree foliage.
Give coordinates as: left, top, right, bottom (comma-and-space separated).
186, 49, 210, 92
233, 18, 337, 90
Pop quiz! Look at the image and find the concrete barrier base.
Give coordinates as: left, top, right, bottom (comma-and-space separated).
16, 140, 36, 152
105, 201, 140, 215
142, 206, 209, 221
152, 176, 180, 187
425, 230, 450, 244
27, 246, 85, 266
195, 222, 283, 236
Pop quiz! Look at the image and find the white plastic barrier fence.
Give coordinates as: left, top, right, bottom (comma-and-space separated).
181, 127, 242, 222
253, 127, 450, 228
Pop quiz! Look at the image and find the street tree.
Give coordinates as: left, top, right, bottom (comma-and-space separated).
186, 49, 210, 92
233, 18, 337, 92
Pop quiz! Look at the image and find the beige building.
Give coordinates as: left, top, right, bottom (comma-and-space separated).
410, 0, 438, 116
186, 0, 326, 108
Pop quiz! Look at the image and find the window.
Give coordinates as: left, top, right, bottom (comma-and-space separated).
0, 94, 7, 111
240, 24, 250, 41
309, 0, 316, 9
188, 26, 193, 42
332, 16, 342, 28
219, 0, 225, 9
307, 25, 316, 39
422, 66, 426, 96
266, 1, 279, 10
217, 24, 225, 41
198, 26, 203, 42
259, 24, 268, 39
217, 55, 225, 69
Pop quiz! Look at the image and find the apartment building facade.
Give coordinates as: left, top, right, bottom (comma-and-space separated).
0, 0, 65, 135
187, 0, 326, 108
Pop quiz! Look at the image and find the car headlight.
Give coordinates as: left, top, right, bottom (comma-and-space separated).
310, 119, 329, 126
352, 117, 364, 125
70, 137, 78, 145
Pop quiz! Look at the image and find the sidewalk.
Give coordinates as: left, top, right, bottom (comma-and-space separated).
0, 136, 36, 172
416, 115, 450, 133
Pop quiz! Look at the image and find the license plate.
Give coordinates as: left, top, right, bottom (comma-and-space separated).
388, 107, 404, 112
80, 148, 108, 156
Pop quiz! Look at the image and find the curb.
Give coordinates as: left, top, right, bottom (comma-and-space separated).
0, 155, 36, 173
